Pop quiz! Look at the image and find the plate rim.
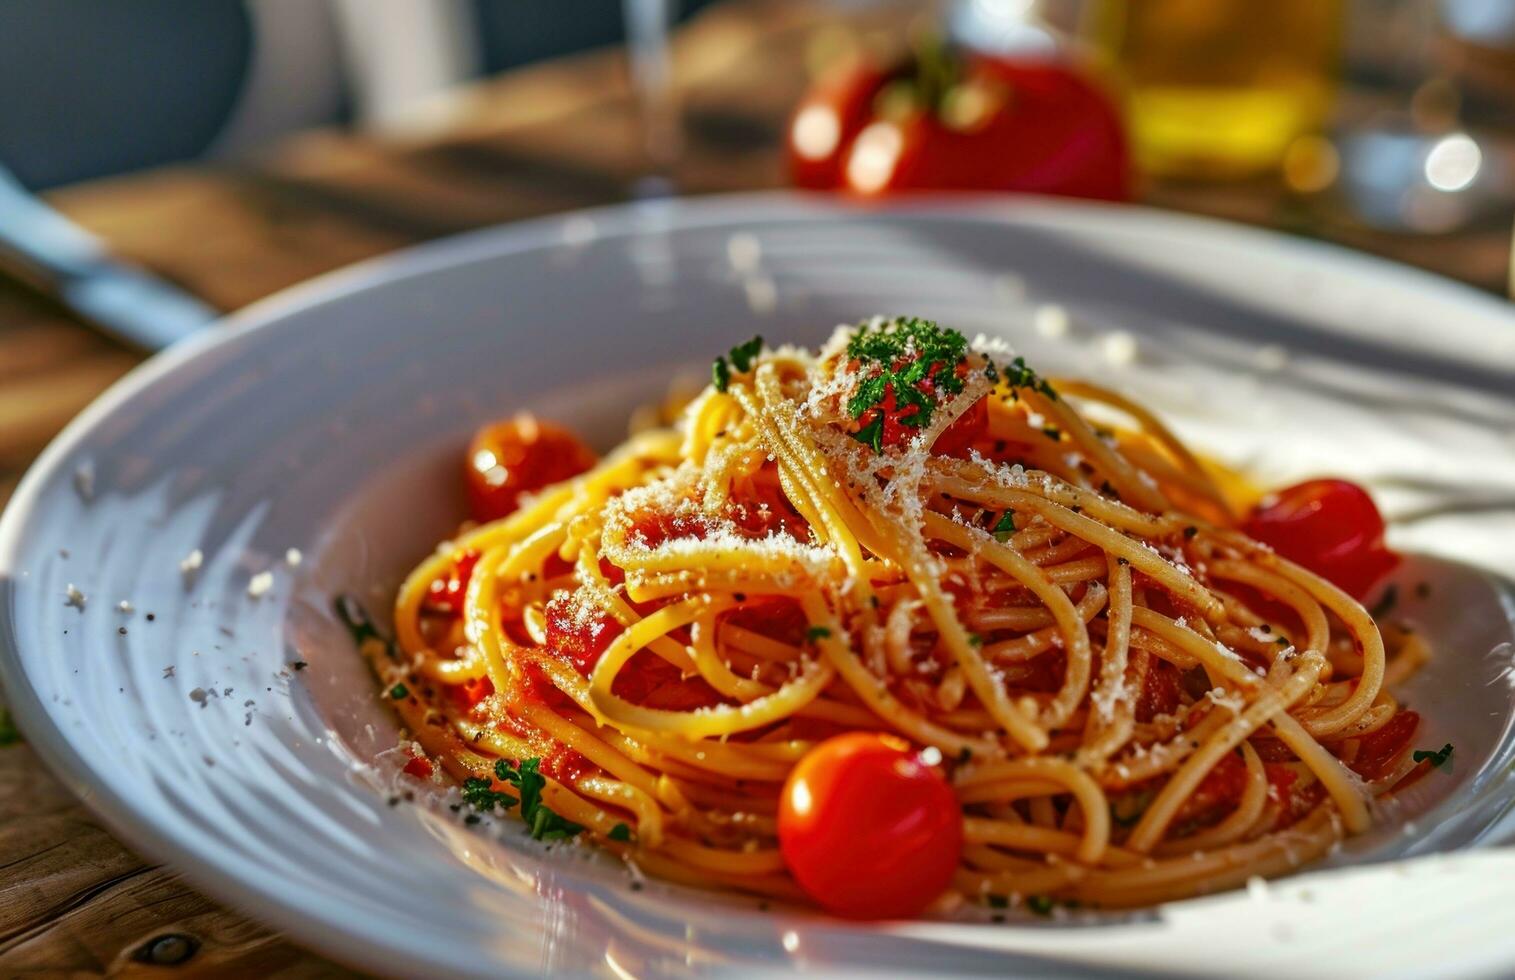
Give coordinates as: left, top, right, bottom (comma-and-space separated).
4, 190, 1515, 978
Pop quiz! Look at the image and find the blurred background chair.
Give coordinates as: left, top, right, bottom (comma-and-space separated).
0, 0, 718, 191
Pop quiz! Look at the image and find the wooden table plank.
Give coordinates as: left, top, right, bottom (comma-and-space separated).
0, 0, 1510, 974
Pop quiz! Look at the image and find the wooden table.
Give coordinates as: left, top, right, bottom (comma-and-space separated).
1, 1, 1511, 974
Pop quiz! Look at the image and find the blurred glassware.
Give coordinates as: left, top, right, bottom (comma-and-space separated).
623, 0, 682, 197
1309, 0, 1515, 234
1086, 0, 1345, 180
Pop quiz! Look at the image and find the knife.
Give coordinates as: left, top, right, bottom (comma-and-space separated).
0, 164, 217, 351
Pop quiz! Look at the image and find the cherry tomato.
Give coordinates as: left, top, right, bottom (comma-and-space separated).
788, 45, 1130, 201
850, 61, 1129, 200
465, 415, 597, 523
778, 733, 962, 919
788, 63, 892, 189
424, 549, 479, 615
402, 755, 433, 779
1242, 479, 1399, 600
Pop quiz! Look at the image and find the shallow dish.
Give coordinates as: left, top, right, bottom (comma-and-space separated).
3, 194, 1515, 978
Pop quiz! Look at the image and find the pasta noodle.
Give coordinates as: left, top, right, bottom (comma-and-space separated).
365, 318, 1429, 914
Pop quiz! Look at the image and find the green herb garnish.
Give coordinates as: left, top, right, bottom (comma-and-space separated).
987, 894, 1009, 909
729, 335, 763, 372
852, 413, 885, 454
496, 758, 586, 840
388, 683, 409, 700
806, 626, 832, 642
608, 822, 634, 842
1026, 895, 1055, 916
335, 594, 401, 660
1413, 743, 1453, 769
1002, 356, 1058, 401
991, 511, 1016, 542
712, 336, 764, 394
844, 317, 970, 451
967, 633, 983, 647
461, 776, 518, 813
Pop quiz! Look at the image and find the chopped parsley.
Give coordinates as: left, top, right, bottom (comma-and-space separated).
1412, 743, 1454, 769
461, 776, 518, 812
1001, 356, 1058, 401
806, 625, 832, 642
388, 683, 409, 700
457, 758, 585, 839
0, 707, 20, 747
987, 894, 1009, 909
729, 335, 763, 372
608, 822, 634, 842
496, 758, 586, 840
967, 633, 983, 647
991, 511, 1016, 542
335, 594, 400, 660
844, 317, 969, 452
1026, 895, 1055, 916
711, 335, 764, 394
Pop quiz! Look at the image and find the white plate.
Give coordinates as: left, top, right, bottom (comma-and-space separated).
4, 194, 1515, 979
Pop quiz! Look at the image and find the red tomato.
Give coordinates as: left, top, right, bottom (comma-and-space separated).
425, 550, 479, 615
788, 63, 893, 189
1174, 751, 1247, 824
850, 357, 975, 452
448, 674, 494, 713
788, 47, 1130, 201
465, 416, 597, 523
544, 592, 624, 675
402, 755, 433, 779
1135, 658, 1182, 723
933, 395, 988, 457
1347, 709, 1420, 781
1243, 479, 1399, 600
1263, 762, 1298, 805
778, 733, 962, 919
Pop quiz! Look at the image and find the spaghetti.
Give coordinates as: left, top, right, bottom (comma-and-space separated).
367, 317, 1428, 914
